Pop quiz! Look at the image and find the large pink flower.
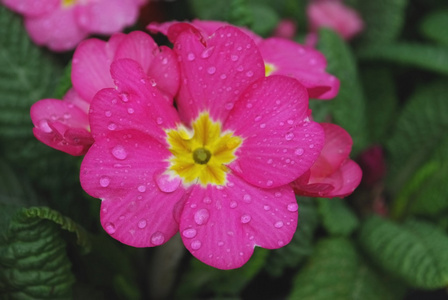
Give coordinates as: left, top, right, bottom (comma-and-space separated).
31, 31, 179, 155
2, 0, 147, 51
291, 123, 362, 198
307, 0, 364, 41
80, 26, 325, 269
148, 19, 339, 100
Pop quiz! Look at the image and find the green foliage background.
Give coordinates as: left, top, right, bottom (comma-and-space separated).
1, 0, 448, 299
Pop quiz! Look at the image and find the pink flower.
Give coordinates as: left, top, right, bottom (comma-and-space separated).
357, 145, 386, 187
273, 19, 297, 39
31, 31, 179, 155
2, 0, 147, 51
307, 0, 364, 41
148, 19, 340, 100
80, 26, 325, 269
291, 123, 362, 198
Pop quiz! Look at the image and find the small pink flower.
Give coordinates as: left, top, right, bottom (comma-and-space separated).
148, 19, 340, 100
2, 0, 147, 51
273, 19, 297, 39
291, 123, 362, 198
307, 0, 364, 41
80, 26, 325, 269
31, 31, 179, 155
357, 145, 386, 187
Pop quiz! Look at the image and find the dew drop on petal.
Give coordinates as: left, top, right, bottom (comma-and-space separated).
225, 102, 234, 110
112, 145, 127, 160
287, 203, 299, 212
241, 214, 251, 224
295, 148, 304, 156
274, 221, 284, 228
230, 201, 238, 208
267, 180, 274, 187
150, 232, 165, 245
264, 205, 271, 211
119, 92, 129, 102
278, 240, 285, 246
243, 194, 252, 203
137, 185, 146, 193
99, 176, 110, 187
201, 46, 215, 58
231, 54, 239, 61
104, 222, 116, 234
127, 108, 134, 114
203, 197, 212, 204
246, 70, 254, 77
138, 219, 147, 229
105, 110, 112, 117
187, 52, 196, 61
285, 132, 295, 141
191, 240, 202, 250
38, 119, 52, 133
194, 208, 210, 225
207, 66, 216, 74
182, 228, 197, 238
275, 191, 282, 198
108, 123, 117, 131
155, 172, 181, 193
156, 117, 163, 125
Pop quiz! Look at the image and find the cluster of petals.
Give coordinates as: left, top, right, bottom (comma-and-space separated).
307, 0, 364, 42
291, 123, 362, 198
30, 31, 179, 155
79, 25, 326, 269
2, 0, 147, 51
148, 19, 340, 100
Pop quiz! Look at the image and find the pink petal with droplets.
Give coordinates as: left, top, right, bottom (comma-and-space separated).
74, 0, 140, 34
24, 8, 88, 51
89, 59, 180, 143
259, 37, 339, 100
225, 76, 325, 189
2, 0, 58, 16
175, 26, 264, 123
179, 174, 297, 269
80, 131, 185, 247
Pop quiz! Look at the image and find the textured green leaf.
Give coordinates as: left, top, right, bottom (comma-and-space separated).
289, 238, 404, 300
265, 197, 319, 276
247, 3, 279, 36
354, 0, 408, 44
420, 9, 448, 46
386, 81, 448, 196
188, 0, 231, 21
0, 208, 76, 299
358, 43, 448, 75
359, 216, 448, 289
176, 247, 268, 298
317, 28, 368, 154
318, 198, 359, 237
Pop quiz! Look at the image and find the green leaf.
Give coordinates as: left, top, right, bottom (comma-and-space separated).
358, 216, 448, 289
317, 28, 368, 154
420, 9, 448, 46
318, 198, 359, 237
289, 238, 405, 300
176, 247, 268, 298
265, 197, 319, 276
0, 208, 77, 299
386, 81, 448, 196
188, 0, 231, 21
247, 3, 279, 37
354, 0, 408, 45
358, 43, 448, 75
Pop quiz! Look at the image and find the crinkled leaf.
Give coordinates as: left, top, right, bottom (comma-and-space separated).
265, 197, 319, 276
318, 198, 359, 237
386, 81, 448, 196
188, 0, 231, 21
317, 28, 368, 154
289, 238, 405, 300
247, 3, 279, 36
176, 247, 268, 298
353, 0, 408, 45
420, 9, 448, 46
358, 43, 448, 75
359, 216, 448, 289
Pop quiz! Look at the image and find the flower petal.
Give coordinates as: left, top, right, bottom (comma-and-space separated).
179, 174, 297, 269
81, 130, 185, 247
225, 76, 325, 188
319, 159, 362, 198
2, 0, 58, 16
174, 26, 265, 124
89, 59, 180, 142
258, 37, 339, 100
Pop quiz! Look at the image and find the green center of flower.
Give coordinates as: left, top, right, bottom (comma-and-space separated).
193, 147, 212, 164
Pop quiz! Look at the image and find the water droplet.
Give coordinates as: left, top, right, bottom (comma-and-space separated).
218, 241, 224, 246
246, 70, 254, 77
267, 180, 273, 187
225, 102, 234, 110
63, 112, 71, 119
287, 203, 299, 212
207, 66, 216, 74
264, 205, 271, 211
295, 148, 304, 156
254, 115, 262, 122
243, 194, 252, 203
138, 219, 147, 229
230, 201, 238, 208
161, 57, 168, 64
104, 222, 116, 234
105, 110, 112, 117
275, 192, 282, 198
220, 74, 227, 80
108, 123, 117, 131
259, 123, 266, 129
194, 208, 210, 225
38, 119, 52, 133
155, 172, 181, 193
156, 117, 163, 125
231, 55, 239, 61
274, 221, 284, 228
267, 159, 273, 164
182, 228, 197, 238
241, 214, 251, 224
137, 185, 146, 193
201, 46, 215, 58
187, 52, 196, 61
99, 176, 110, 187
127, 108, 134, 114
150, 232, 165, 245
119, 92, 129, 102
112, 145, 127, 160
191, 240, 202, 250
278, 240, 285, 246
285, 132, 295, 141
246, 103, 253, 109
309, 144, 315, 148
203, 197, 212, 204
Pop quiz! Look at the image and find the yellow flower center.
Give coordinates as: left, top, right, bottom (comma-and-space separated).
165, 112, 243, 186
264, 62, 277, 76
61, 0, 77, 8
